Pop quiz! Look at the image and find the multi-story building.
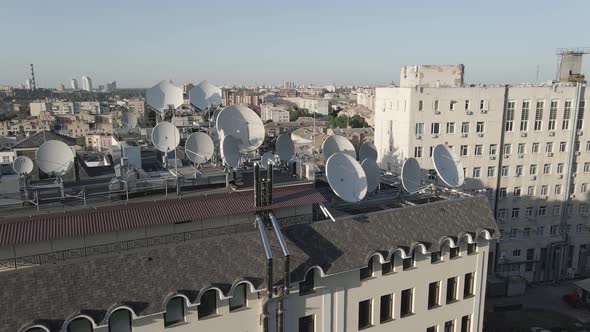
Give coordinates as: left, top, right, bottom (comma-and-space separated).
127, 98, 147, 122
71, 78, 79, 90
82, 75, 93, 92
283, 97, 330, 116
356, 88, 376, 111
0, 118, 51, 137
29, 102, 51, 117
374, 52, 589, 282
261, 106, 290, 123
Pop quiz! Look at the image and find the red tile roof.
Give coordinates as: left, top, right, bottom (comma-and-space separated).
0, 184, 325, 247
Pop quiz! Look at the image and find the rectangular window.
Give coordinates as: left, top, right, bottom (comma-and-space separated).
541, 185, 549, 196
501, 166, 509, 177
517, 143, 526, 155
198, 291, 217, 319
497, 209, 507, 223
358, 299, 372, 329
550, 225, 559, 236
553, 205, 561, 216
487, 166, 496, 177
505, 100, 515, 131
446, 122, 455, 134
464, 273, 475, 298
450, 247, 460, 258
549, 100, 558, 131
476, 122, 484, 133
380, 294, 393, 323
557, 163, 564, 174
563, 100, 572, 130
579, 203, 588, 215
489, 144, 497, 155
401, 288, 413, 317
229, 284, 247, 311
446, 277, 458, 303
403, 256, 414, 270
555, 185, 562, 195
472, 167, 481, 178
431, 123, 440, 134
503, 143, 511, 155
460, 145, 468, 156
546, 142, 554, 153
415, 123, 424, 135
474, 144, 483, 156
539, 206, 547, 216
431, 251, 442, 263
527, 186, 535, 196
532, 142, 540, 153
461, 315, 471, 332
534, 100, 543, 131
516, 166, 523, 177
514, 187, 522, 197
434, 100, 439, 111
418, 100, 424, 111
529, 164, 537, 175
428, 281, 440, 309
520, 102, 529, 131
559, 142, 567, 152
299, 315, 314, 332
164, 297, 185, 327
543, 164, 551, 175
578, 100, 585, 130
465, 100, 470, 110
450, 100, 457, 111
414, 146, 423, 158
360, 260, 374, 280
445, 320, 455, 332
461, 122, 470, 134
480, 100, 486, 110
524, 227, 531, 238
427, 326, 438, 332
499, 187, 507, 198
512, 208, 520, 219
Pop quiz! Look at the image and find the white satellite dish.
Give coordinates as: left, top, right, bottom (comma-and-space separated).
358, 142, 378, 162
185, 132, 214, 164
432, 144, 465, 187
276, 134, 294, 161
220, 135, 240, 169
401, 157, 425, 193
189, 80, 222, 111
36, 140, 75, 177
13, 155, 34, 175
361, 158, 380, 192
261, 152, 276, 168
146, 80, 184, 113
322, 135, 356, 160
216, 105, 265, 152
326, 152, 367, 203
151, 122, 180, 152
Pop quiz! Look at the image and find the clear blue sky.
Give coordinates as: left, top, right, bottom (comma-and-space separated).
1, 0, 589, 88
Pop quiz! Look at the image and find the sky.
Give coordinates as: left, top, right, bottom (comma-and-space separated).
1, 0, 589, 88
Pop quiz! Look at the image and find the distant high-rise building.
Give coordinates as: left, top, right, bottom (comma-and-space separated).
82, 76, 93, 91
25, 79, 32, 90
70, 78, 79, 90
56, 83, 65, 92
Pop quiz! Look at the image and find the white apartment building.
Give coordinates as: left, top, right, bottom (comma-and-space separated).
82, 75, 93, 92
284, 97, 330, 115
261, 106, 290, 123
375, 56, 589, 282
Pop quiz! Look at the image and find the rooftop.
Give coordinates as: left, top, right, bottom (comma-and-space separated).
12, 131, 77, 149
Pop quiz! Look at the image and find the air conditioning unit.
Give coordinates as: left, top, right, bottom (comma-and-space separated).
466, 111, 473, 115
432, 134, 439, 138
518, 154, 524, 158
515, 174, 520, 177
576, 151, 581, 156
549, 132, 556, 137
558, 174, 563, 179
478, 133, 484, 137
570, 194, 576, 199
542, 195, 549, 200
521, 132, 527, 137
577, 130, 583, 136
461, 133, 468, 138
435, 111, 441, 115
531, 176, 537, 180
546, 152, 554, 157
504, 154, 510, 159
490, 155, 496, 160
481, 109, 488, 114
416, 135, 422, 140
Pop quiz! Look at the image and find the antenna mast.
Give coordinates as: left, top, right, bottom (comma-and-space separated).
30, 64, 37, 91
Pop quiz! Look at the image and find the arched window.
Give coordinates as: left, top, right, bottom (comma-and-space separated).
164, 297, 185, 327
360, 257, 375, 280
230, 284, 248, 311
67, 317, 93, 332
198, 290, 217, 319
109, 309, 132, 332
299, 269, 315, 295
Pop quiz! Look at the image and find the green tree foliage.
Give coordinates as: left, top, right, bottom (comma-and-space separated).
0, 111, 20, 121
288, 106, 311, 121
329, 114, 369, 128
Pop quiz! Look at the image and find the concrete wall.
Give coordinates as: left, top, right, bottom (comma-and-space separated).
400, 65, 465, 88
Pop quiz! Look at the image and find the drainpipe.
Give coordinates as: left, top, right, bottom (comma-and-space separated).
493, 85, 510, 275
269, 212, 289, 332
256, 215, 273, 331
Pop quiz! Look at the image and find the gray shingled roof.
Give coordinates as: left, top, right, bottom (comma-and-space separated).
0, 196, 496, 332
12, 131, 77, 149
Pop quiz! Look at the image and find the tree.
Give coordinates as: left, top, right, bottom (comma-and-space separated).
288, 106, 311, 121
75, 136, 87, 149
350, 115, 368, 128
328, 114, 369, 129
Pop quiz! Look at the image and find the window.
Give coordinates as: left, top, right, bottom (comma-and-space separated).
472, 167, 481, 178
431, 251, 442, 263
299, 315, 314, 332
465, 100, 470, 110
109, 309, 132, 332
520, 102, 529, 131
546, 142, 553, 153
534, 100, 543, 131
555, 185, 562, 195
525, 207, 534, 217
489, 144, 497, 155
474, 144, 483, 156
358, 299, 372, 329
501, 166, 509, 177
450, 246, 460, 259
559, 142, 567, 152
524, 227, 531, 238
461, 122, 470, 134
434, 100, 439, 111
503, 143, 511, 155
461, 315, 471, 332
487, 166, 495, 177
514, 187, 521, 197
164, 297, 185, 327
428, 281, 440, 309
525, 248, 535, 272
380, 294, 393, 323
414, 146, 423, 158
580, 204, 589, 215
510, 229, 518, 238
539, 206, 547, 216
513, 249, 521, 257
300, 270, 315, 294
527, 186, 535, 196
467, 243, 477, 254
516, 166, 523, 177
516, 143, 525, 155
577, 224, 584, 233
512, 208, 520, 219
427, 326, 438, 332
445, 320, 455, 332
497, 209, 507, 223
585, 163, 590, 173
529, 164, 537, 175
68, 318, 93, 332
431, 123, 440, 134
403, 254, 415, 270
499, 187, 507, 198
464, 272, 475, 297
557, 163, 564, 174
460, 145, 468, 156
450, 100, 457, 111
550, 225, 559, 236
541, 185, 549, 196
553, 205, 561, 216
538, 226, 545, 236
446, 122, 455, 134
401, 288, 413, 317
198, 290, 217, 319
505, 100, 515, 131
230, 284, 247, 311
578, 100, 586, 129
532, 142, 540, 153
543, 164, 551, 175
480, 99, 487, 110
563, 100, 572, 130
361, 257, 375, 280
415, 123, 424, 135
549, 100, 558, 130
446, 277, 458, 303
418, 100, 424, 111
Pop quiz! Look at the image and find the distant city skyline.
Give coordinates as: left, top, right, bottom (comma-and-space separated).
1, 0, 589, 88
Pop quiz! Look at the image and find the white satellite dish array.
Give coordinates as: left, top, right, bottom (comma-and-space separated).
36, 140, 75, 180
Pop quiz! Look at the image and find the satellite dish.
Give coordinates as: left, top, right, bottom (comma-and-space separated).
401, 157, 424, 193
146, 80, 184, 113
322, 135, 356, 160
185, 132, 214, 164
216, 105, 265, 152
36, 140, 74, 177
220, 135, 240, 169
151, 122, 180, 152
358, 142, 378, 162
189, 80, 222, 111
326, 152, 367, 203
13, 155, 34, 175
276, 134, 294, 161
361, 158, 380, 192
432, 144, 465, 187
261, 152, 276, 168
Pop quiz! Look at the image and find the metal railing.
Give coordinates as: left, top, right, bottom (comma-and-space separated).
0, 213, 315, 271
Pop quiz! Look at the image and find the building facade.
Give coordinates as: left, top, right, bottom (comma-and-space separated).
375, 64, 589, 281
82, 76, 93, 92
261, 107, 290, 123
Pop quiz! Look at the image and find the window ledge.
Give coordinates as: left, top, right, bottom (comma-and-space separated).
463, 294, 476, 300
402, 266, 417, 271
400, 312, 415, 319
446, 299, 460, 305
299, 289, 316, 296
428, 304, 441, 310
165, 321, 190, 329
380, 318, 395, 324
431, 260, 444, 264
360, 276, 377, 282
198, 314, 220, 321
468, 252, 478, 256
229, 306, 250, 313
358, 324, 374, 330
450, 256, 461, 260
